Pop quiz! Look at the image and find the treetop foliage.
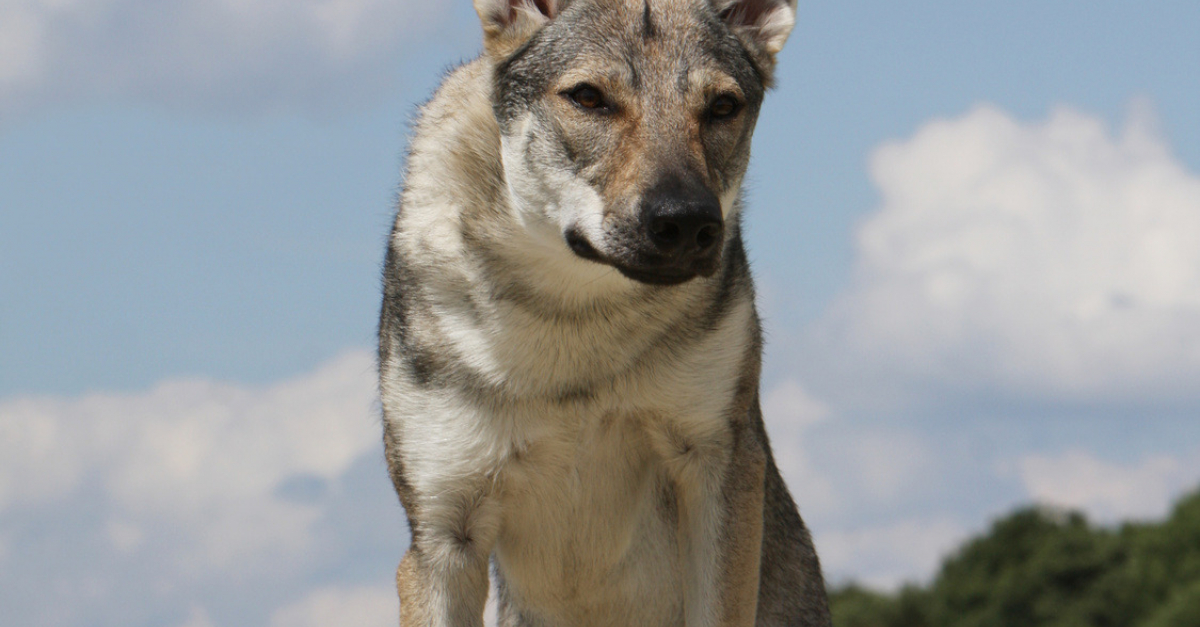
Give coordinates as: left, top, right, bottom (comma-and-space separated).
830, 488, 1200, 627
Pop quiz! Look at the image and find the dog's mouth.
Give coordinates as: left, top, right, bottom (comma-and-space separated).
564, 229, 719, 287
613, 265, 704, 286
565, 229, 606, 263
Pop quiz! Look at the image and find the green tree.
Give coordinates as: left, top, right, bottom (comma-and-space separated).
828, 488, 1200, 627
928, 508, 1120, 627
1139, 580, 1200, 627
830, 584, 931, 627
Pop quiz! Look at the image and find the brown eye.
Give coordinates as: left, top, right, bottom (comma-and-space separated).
567, 85, 606, 111
709, 95, 741, 120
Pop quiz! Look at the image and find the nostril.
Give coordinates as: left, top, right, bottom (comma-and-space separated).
651, 218, 682, 245
695, 224, 721, 250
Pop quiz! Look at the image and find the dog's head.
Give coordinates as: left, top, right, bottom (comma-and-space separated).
475, 0, 796, 286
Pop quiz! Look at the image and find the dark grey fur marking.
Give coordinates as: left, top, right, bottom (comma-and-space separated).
642, 0, 658, 39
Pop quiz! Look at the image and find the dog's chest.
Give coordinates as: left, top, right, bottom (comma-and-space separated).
392, 261, 756, 622
493, 404, 686, 624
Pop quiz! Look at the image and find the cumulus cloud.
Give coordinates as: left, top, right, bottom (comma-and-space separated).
268, 585, 397, 627
762, 379, 840, 514
0, 350, 406, 627
0, 0, 451, 118
174, 607, 217, 627
818, 517, 971, 590
761, 380, 964, 588
816, 102, 1200, 402
0, 349, 376, 519
763, 377, 952, 518
1018, 449, 1200, 523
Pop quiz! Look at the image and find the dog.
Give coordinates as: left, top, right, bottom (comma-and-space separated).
378, 1, 830, 625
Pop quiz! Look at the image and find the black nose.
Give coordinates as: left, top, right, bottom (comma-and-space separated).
642, 175, 724, 260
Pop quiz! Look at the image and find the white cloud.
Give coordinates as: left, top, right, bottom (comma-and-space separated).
817, 517, 970, 590
762, 378, 947, 524
761, 379, 839, 516
0, 3, 45, 86
764, 378, 831, 430
0, 349, 405, 626
817, 102, 1200, 402
269, 585, 397, 627
838, 431, 935, 503
0, 348, 374, 509
0, 0, 450, 118
174, 606, 217, 627
761, 379, 964, 593
1017, 449, 1200, 523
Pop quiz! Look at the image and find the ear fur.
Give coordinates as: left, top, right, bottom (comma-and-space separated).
716, 0, 796, 59
474, 0, 559, 58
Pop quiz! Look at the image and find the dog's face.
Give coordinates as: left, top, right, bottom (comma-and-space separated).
477, 0, 796, 285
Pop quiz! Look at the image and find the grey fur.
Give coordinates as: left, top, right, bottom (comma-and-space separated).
379, 1, 829, 625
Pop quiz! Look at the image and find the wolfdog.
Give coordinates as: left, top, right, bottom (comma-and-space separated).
378, 0, 830, 624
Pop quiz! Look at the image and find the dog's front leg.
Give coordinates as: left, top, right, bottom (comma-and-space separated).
658, 421, 767, 627
395, 487, 500, 627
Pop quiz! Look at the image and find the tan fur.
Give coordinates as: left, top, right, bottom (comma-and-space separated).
380, 2, 828, 626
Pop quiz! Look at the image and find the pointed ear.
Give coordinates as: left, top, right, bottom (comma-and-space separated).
717, 0, 797, 62
474, 0, 559, 58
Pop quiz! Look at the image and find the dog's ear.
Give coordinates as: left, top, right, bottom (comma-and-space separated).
716, 0, 796, 66
474, 0, 559, 58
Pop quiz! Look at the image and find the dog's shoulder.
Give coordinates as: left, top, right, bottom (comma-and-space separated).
401, 58, 506, 236
409, 57, 495, 159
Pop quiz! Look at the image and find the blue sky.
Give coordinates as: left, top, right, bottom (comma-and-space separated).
2, 2, 1199, 626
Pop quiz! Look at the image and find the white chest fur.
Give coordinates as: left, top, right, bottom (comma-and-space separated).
380, 280, 754, 624
495, 403, 683, 625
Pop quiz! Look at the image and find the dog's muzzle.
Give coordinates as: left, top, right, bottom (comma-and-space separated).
566, 175, 725, 286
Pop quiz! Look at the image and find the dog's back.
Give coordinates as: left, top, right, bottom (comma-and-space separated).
379, 1, 829, 625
